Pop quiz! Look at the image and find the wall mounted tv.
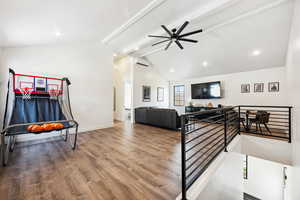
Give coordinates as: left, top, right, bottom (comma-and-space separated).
191, 81, 222, 99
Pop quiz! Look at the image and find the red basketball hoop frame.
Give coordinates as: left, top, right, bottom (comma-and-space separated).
13, 73, 64, 97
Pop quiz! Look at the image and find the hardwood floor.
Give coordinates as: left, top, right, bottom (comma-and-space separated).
0, 121, 182, 200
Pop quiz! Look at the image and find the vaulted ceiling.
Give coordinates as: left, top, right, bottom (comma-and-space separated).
0, 0, 153, 47
146, 0, 293, 79
0, 0, 294, 80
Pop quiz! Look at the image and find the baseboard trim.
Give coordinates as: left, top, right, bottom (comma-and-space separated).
16, 121, 114, 142
78, 122, 114, 133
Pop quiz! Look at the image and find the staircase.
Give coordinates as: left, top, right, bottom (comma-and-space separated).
244, 193, 261, 200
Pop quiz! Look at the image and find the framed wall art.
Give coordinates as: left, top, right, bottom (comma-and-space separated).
142, 86, 151, 102
254, 83, 264, 93
241, 84, 250, 93
268, 82, 279, 92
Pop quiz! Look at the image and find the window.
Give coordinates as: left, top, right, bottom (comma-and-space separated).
243, 155, 248, 180
113, 87, 116, 111
174, 85, 185, 106
157, 87, 164, 102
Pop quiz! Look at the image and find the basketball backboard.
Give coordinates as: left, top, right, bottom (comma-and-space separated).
14, 73, 63, 95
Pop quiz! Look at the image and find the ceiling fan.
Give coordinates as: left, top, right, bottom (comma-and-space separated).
148, 21, 203, 50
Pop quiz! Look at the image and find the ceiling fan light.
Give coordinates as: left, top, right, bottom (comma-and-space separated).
150, 21, 203, 51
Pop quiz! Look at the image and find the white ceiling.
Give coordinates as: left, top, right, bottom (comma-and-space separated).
0, 0, 153, 47
0, 0, 294, 79
107, 0, 217, 50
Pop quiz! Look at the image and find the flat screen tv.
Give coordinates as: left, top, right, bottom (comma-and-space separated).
191, 81, 222, 99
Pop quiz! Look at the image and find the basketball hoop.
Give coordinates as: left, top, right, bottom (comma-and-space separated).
49, 89, 60, 100
20, 88, 33, 99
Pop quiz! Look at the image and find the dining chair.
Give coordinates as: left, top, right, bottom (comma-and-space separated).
249, 111, 271, 134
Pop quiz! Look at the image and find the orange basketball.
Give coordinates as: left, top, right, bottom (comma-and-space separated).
31, 125, 44, 133
27, 125, 35, 132
53, 123, 64, 130
47, 123, 56, 129
41, 124, 53, 131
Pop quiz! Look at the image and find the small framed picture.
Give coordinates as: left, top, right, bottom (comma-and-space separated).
269, 82, 279, 92
241, 84, 250, 93
142, 86, 151, 102
157, 87, 164, 102
254, 83, 264, 93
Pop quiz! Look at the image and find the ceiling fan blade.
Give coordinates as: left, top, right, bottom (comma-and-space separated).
179, 29, 203, 38
165, 40, 173, 50
176, 21, 189, 35
161, 25, 173, 36
178, 38, 198, 43
152, 39, 171, 46
175, 40, 184, 50
148, 35, 170, 39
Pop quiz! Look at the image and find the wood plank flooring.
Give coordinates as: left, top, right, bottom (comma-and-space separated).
0, 121, 182, 200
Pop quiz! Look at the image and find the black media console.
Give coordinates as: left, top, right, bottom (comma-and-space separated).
185, 106, 222, 121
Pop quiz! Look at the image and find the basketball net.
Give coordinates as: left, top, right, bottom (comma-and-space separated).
20, 88, 33, 100
49, 89, 60, 100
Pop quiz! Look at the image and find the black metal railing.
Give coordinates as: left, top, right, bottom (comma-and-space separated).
181, 107, 240, 200
180, 105, 292, 200
239, 105, 292, 143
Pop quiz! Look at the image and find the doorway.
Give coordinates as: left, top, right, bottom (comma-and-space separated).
124, 81, 132, 122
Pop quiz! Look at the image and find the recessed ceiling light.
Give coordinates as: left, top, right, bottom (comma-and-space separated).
252, 50, 261, 56
135, 47, 139, 51
170, 68, 175, 73
55, 31, 62, 37
203, 61, 208, 67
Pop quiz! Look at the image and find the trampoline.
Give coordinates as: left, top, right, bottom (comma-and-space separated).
1, 69, 79, 166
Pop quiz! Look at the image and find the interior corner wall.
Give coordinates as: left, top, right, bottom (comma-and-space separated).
0, 48, 6, 130
196, 152, 244, 200
1, 42, 114, 140
286, 0, 300, 199
241, 135, 292, 165
113, 56, 133, 121
169, 67, 288, 114
132, 63, 169, 110
244, 156, 285, 200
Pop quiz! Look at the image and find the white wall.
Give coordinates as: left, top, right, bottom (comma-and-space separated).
244, 156, 285, 200
132, 63, 169, 109
1, 42, 114, 139
197, 152, 244, 200
169, 67, 288, 114
241, 135, 292, 165
286, 0, 300, 199
0, 48, 6, 130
